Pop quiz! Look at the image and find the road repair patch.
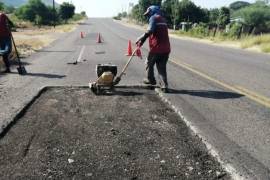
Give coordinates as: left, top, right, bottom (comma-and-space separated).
0, 87, 229, 179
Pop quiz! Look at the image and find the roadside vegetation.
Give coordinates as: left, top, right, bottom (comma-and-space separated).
0, 0, 87, 27
0, 0, 87, 69
121, 0, 270, 53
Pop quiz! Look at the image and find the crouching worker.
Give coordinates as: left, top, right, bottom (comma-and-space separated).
0, 11, 13, 73
136, 5, 171, 93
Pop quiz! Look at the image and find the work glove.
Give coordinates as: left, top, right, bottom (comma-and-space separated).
136, 37, 144, 47
136, 32, 150, 47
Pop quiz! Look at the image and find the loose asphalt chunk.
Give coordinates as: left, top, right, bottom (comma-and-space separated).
0, 87, 230, 180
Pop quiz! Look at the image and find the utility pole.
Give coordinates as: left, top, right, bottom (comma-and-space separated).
173, 0, 177, 30
53, 0, 55, 28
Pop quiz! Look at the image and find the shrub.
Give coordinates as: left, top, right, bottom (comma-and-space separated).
188, 23, 208, 38
228, 23, 242, 38
71, 14, 84, 21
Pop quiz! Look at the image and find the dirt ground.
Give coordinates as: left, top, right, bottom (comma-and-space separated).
0, 87, 229, 179
13, 24, 77, 56
0, 24, 77, 71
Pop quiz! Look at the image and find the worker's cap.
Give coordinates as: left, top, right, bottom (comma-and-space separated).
143, 5, 160, 16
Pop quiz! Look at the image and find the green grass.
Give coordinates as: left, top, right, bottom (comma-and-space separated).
173, 29, 270, 53
173, 30, 232, 41
261, 43, 270, 53
240, 34, 270, 49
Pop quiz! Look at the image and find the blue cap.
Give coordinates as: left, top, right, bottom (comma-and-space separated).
144, 5, 160, 16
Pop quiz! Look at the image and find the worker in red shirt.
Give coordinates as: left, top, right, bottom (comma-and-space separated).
0, 12, 13, 73
136, 5, 171, 93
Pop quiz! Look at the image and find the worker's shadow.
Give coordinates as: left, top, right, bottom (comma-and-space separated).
9, 60, 31, 66
9, 72, 66, 79
34, 50, 75, 53
94, 90, 143, 97
114, 91, 143, 96
167, 89, 244, 99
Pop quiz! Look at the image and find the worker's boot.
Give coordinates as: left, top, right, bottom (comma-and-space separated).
161, 87, 169, 93
4, 68, 11, 73
143, 78, 156, 85
160, 83, 169, 93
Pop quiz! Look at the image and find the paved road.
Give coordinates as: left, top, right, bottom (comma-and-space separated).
0, 87, 228, 179
0, 18, 270, 179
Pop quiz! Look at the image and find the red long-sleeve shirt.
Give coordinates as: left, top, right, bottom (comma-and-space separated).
0, 13, 11, 38
148, 14, 171, 54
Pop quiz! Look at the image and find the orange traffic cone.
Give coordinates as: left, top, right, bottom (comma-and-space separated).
136, 46, 142, 59
80, 32, 84, 38
126, 40, 133, 56
97, 33, 102, 43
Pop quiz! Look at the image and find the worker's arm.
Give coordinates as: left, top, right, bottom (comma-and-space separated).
136, 31, 150, 47
136, 16, 156, 47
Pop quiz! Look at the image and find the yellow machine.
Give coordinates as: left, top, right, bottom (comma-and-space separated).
89, 64, 117, 94
89, 48, 139, 95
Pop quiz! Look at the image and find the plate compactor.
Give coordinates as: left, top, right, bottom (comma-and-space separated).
89, 48, 139, 94
89, 64, 118, 94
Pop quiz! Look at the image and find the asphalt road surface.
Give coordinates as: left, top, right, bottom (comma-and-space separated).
0, 87, 228, 179
0, 18, 270, 179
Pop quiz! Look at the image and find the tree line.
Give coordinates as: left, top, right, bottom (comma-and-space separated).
127, 0, 270, 38
0, 0, 87, 26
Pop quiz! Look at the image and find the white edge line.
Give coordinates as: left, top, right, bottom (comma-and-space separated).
155, 89, 246, 180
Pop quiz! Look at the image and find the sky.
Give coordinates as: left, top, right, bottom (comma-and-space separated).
55, 0, 256, 17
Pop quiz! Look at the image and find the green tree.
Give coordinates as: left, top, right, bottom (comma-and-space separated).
16, 5, 36, 22
138, 0, 162, 12
0, 2, 4, 11
47, 6, 57, 25
59, 2, 75, 23
229, 1, 251, 11
4, 5, 16, 14
81, 11, 87, 17
209, 8, 219, 26
162, 0, 179, 28
178, 0, 208, 23
131, 4, 144, 22
35, 14, 43, 27
217, 7, 230, 28
15, 0, 52, 25
235, 3, 270, 34
255, 0, 270, 5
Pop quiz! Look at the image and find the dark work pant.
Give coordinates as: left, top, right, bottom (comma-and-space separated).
146, 52, 169, 88
0, 37, 12, 70
2, 54, 10, 70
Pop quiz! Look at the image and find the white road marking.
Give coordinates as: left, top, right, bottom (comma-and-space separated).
77, 46, 86, 62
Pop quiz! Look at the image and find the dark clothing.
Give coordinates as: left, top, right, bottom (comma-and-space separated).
144, 12, 170, 88
0, 13, 11, 38
0, 37, 12, 55
0, 37, 12, 71
0, 13, 12, 71
148, 14, 170, 54
2, 53, 10, 71
137, 9, 171, 88
146, 53, 169, 88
